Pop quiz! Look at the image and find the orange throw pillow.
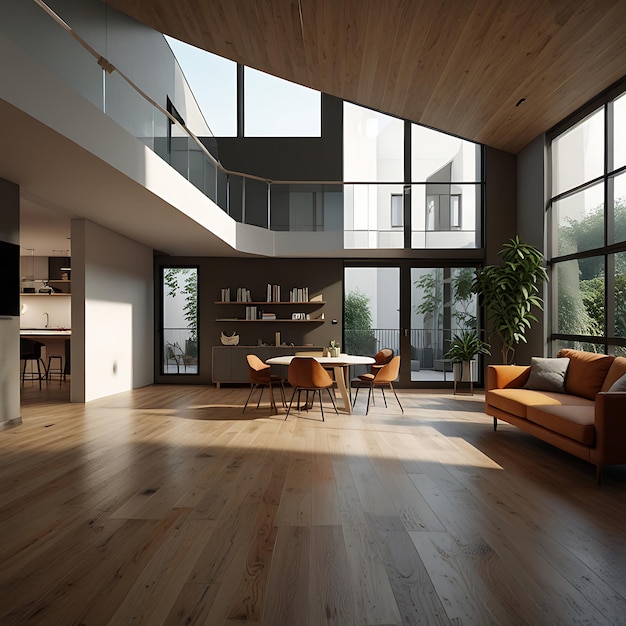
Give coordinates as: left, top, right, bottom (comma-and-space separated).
557, 349, 614, 400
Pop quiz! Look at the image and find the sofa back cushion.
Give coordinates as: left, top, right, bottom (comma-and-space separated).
557, 349, 614, 400
600, 356, 626, 392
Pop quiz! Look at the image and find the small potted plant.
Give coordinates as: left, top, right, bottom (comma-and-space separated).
328, 339, 340, 358
445, 329, 490, 384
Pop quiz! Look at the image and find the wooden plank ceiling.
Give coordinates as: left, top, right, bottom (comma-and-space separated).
107, 0, 626, 154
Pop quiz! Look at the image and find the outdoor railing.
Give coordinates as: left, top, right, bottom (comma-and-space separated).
344, 328, 460, 369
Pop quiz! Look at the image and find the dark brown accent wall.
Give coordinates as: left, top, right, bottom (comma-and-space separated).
155, 256, 344, 385
484, 146, 517, 265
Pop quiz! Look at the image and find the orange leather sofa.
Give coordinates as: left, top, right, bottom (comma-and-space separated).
486, 349, 626, 483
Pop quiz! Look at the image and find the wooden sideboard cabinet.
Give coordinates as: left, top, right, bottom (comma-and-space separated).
212, 345, 324, 387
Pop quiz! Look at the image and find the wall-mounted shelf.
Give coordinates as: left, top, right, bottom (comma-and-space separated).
20, 293, 71, 297
216, 290, 325, 323
215, 318, 324, 323
215, 301, 325, 305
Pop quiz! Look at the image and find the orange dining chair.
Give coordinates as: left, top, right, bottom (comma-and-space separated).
370, 348, 394, 373
350, 348, 394, 400
285, 357, 338, 421
352, 355, 403, 415
243, 354, 286, 413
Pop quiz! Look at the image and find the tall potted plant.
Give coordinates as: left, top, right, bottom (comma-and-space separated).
473, 236, 548, 364
445, 329, 491, 383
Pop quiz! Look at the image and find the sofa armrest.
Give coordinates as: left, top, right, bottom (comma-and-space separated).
594, 392, 626, 465
487, 365, 531, 391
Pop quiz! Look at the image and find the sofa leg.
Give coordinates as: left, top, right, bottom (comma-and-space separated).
596, 465, 603, 486
493, 417, 498, 431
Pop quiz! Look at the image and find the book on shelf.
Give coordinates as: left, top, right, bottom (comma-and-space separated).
237, 287, 252, 302
220, 287, 231, 302
245, 305, 258, 320
266, 283, 281, 302
262, 312, 277, 320
289, 286, 309, 302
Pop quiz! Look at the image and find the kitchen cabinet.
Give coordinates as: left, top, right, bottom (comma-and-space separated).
20, 256, 71, 293
48, 256, 71, 293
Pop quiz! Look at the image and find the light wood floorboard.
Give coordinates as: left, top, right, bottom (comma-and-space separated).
2, 382, 626, 624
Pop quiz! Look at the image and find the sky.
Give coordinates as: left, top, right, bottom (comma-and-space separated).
165, 36, 320, 137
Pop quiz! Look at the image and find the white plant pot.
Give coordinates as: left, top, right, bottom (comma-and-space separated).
453, 360, 478, 382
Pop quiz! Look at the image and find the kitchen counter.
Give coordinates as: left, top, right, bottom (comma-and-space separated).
20, 329, 71, 377
20, 328, 71, 337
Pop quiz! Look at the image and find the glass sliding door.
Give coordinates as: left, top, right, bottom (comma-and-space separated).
345, 264, 480, 386
161, 266, 198, 375
344, 267, 400, 375
410, 267, 478, 382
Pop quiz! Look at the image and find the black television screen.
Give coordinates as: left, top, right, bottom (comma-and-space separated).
0, 240, 20, 316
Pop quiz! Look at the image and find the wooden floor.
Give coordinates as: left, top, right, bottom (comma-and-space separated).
2, 382, 626, 625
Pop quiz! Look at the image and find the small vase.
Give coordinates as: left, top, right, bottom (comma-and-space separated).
329, 347, 340, 357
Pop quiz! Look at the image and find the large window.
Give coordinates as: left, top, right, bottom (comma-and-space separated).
166, 36, 321, 138
343, 103, 482, 250
165, 36, 237, 137
244, 67, 321, 137
343, 103, 404, 249
411, 125, 481, 249
549, 83, 626, 357
162, 267, 198, 375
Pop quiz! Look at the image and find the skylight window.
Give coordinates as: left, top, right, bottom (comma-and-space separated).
165, 36, 237, 137
244, 67, 321, 137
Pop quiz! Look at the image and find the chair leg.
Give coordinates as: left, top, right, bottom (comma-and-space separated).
256, 385, 264, 409
389, 382, 403, 413
366, 385, 373, 415
243, 383, 257, 413
317, 389, 325, 421
380, 386, 388, 408
279, 381, 286, 407
285, 387, 298, 420
352, 385, 360, 407
326, 388, 338, 415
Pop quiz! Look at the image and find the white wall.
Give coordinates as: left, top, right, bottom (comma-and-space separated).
20, 295, 71, 329
71, 219, 153, 402
0, 178, 21, 428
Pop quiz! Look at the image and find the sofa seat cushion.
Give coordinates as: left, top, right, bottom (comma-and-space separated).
487, 389, 586, 419
527, 403, 595, 446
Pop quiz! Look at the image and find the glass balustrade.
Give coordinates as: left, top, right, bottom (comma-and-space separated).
10, 0, 480, 245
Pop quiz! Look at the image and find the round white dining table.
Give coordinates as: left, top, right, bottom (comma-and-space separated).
265, 354, 375, 414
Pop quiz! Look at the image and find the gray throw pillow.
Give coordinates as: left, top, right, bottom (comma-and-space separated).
523, 357, 570, 393
609, 372, 626, 392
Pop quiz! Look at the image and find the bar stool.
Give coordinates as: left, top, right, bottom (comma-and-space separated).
47, 355, 65, 384
20, 338, 46, 389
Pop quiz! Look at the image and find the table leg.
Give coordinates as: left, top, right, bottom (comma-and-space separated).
332, 365, 352, 414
